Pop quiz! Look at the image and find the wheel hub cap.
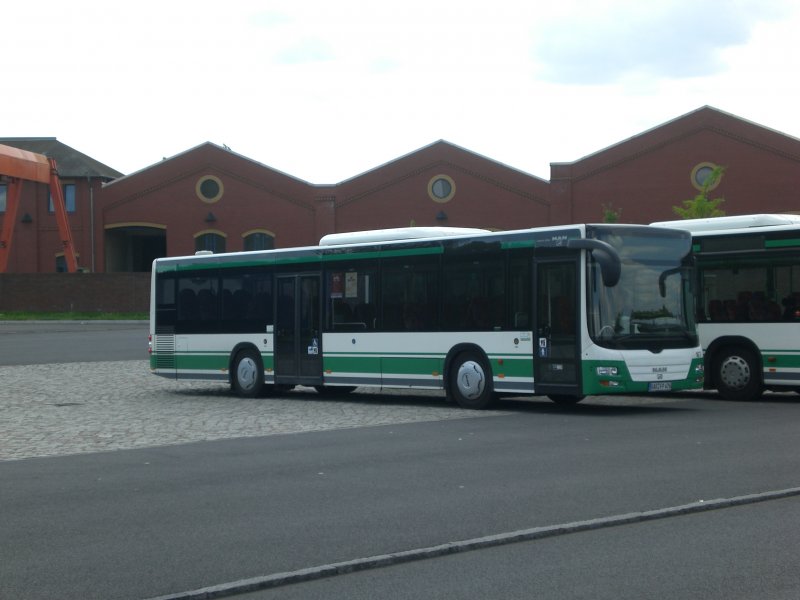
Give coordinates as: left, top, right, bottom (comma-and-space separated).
456, 361, 485, 400
720, 355, 750, 390
237, 358, 258, 391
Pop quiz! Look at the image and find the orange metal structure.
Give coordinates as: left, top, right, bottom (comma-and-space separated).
0, 143, 78, 272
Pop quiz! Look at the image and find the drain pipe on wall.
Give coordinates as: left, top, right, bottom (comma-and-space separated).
87, 174, 95, 272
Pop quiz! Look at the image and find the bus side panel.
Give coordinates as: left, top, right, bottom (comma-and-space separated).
322, 332, 383, 387
167, 334, 273, 383
700, 323, 800, 388
322, 331, 535, 393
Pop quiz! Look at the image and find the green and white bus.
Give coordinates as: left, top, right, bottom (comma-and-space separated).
149, 223, 704, 408
653, 214, 800, 401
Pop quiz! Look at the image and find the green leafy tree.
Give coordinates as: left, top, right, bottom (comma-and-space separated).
673, 166, 726, 219
601, 203, 621, 223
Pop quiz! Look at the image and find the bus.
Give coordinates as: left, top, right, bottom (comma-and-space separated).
652, 214, 800, 401
149, 224, 704, 408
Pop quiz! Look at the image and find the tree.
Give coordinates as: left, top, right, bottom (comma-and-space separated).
601, 203, 621, 223
673, 165, 726, 219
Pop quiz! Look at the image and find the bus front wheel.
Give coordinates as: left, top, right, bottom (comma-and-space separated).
713, 346, 763, 402
232, 349, 265, 398
448, 352, 494, 409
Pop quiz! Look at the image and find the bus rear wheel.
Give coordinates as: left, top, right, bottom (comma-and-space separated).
448, 351, 494, 409
232, 349, 265, 398
713, 346, 763, 402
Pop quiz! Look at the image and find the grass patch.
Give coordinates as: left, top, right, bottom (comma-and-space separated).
0, 311, 148, 321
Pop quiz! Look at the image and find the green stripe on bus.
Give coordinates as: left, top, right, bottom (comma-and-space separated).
323, 354, 533, 378
323, 355, 442, 375
158, 260, 272, 272
157, 245, 445, 273
374, 246, 443, 259
323, 355, 382, 374
765, 238, 800, 249
759, 352, 800, 368
174, 353, 229, 370
501, 240, 536, 250
490, 358, 533, 378
322, 246, 443, 261
381, 356, 443, 375
152, 352, 275, 371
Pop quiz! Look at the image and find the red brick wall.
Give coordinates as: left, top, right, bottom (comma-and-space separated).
562, 108, 800, 224
97, 144, 320, 268
0, 273, 150, 313
4, 109, 799, 275
333, 143, 551, 232
0, 178, 99, 273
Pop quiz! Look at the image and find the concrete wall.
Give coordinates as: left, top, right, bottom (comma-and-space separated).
0, 273, 150, 313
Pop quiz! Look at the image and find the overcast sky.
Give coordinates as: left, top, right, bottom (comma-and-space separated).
3, 0, 799, 182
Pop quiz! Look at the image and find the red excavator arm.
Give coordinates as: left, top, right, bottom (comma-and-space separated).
0, 143, 78, 272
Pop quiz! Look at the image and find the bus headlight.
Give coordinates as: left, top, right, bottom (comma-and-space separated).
596, 366, 618, 376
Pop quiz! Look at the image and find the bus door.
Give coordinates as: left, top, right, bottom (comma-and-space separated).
533, 253, 582, 396
275, 273, 323, 385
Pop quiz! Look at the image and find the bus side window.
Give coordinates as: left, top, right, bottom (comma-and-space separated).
441, 254, 503, 331
178, 288, 198, 321
197, 289, 216, 320
217, 270, 272, 333
354, 303, 375, 330
708, 299, 726, 321
155, 274, 177, 327
326, 265, 376, 331
508, 255, 531, 331
381, 257, 437, 331
175, 274, 220, 332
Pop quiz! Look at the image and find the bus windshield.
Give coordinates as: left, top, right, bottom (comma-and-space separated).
588, 229, 697, 349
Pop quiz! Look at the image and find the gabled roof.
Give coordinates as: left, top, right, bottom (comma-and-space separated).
338, 139, 546, 185
103, 141, 311, 188
551, 106, 800, 180
0, 137, 123, 180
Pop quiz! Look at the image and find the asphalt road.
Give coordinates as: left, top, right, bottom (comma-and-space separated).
0, 320, 148, 364
1, 322, 799, 600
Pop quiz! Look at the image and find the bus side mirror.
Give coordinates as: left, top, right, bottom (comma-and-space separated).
567, 239, 621, 287
658, 267, 682, 298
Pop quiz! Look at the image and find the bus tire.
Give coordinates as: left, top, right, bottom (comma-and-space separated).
449, 351, 494, 409
713, 346, 763, 401
232, 348, 265, 398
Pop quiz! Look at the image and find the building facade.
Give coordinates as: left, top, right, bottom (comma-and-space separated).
1, 106, 798, 273
0, 138, 122, 272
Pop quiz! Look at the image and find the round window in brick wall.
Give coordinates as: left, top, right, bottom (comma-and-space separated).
196, 175, 224, 203
428, 175, 456, 203
691, 162, 721, 191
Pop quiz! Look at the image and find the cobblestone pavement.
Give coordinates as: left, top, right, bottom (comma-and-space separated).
0, 360, 512, 462
1, 357, 704, 463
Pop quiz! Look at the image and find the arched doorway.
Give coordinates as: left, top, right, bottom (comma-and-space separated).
105, 223, 167, 272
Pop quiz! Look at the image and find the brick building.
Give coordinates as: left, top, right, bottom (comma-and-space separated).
0, 138, 122, 273
2, 106, 799, 273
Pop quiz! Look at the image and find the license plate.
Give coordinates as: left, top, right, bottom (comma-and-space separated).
648, 381, 672, 392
